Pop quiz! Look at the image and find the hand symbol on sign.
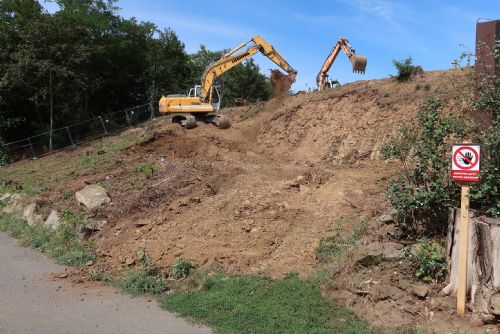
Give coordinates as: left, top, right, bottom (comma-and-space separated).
459, 152, 474, 165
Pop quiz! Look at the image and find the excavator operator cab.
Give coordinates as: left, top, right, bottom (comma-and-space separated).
187, 85, 221, 111
188, 85, 202, 98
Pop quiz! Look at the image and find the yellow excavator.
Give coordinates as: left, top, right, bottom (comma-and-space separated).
316, 37, 367, 91
159, 36, 297, 129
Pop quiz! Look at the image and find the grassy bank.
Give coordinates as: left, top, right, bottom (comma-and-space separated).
0, 211, 95, 266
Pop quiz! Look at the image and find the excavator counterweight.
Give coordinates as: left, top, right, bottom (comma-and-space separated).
317, 37, 367, 91
159, 35, 297, 129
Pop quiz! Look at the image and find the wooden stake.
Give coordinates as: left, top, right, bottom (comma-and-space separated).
457, 184, 470, 315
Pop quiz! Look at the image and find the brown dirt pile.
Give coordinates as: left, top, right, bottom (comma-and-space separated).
258, 70, 468, 165
270, 70, 293, 96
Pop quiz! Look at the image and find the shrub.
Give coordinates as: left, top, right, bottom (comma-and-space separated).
381, 97, 468, 236
392, 56, 422, 81
407, 240, 447, 282
470, 122, 500, 216
170, 258, 194, 279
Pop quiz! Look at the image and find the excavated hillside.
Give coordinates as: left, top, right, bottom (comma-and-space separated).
2, 69, 483, 332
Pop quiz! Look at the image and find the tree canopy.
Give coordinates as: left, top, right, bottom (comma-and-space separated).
0, 0, 271, 144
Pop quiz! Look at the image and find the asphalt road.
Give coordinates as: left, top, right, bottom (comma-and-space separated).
0, 232, 211, 334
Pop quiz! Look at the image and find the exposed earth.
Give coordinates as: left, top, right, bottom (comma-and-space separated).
2, 69, 498, 333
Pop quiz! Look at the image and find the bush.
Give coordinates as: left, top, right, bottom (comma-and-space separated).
407, 240, 447, 282
470, 122, 500, 216
381, 97, 468, 236
392, 56, 422, 81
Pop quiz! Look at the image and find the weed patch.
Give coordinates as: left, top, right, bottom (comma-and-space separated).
117, 268, 166, 295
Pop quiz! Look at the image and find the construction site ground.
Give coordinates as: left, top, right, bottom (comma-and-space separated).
1, 70, 496, 333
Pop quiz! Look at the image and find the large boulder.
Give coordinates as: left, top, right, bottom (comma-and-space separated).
355, 242, 404, 266
75, 184, 110, 209
22, 203, 43, 226
3, 193, 24, 216
44, 210, 61, 230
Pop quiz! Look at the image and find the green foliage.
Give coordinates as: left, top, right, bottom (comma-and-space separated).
473, 40, 500, 119
136, 163, 156, 179
170, 258, 194, 279
392, 56, 422, 81
0, 0, 187, 144
117, 268, 166, 295
469, 122, 500, 216
449, 42, 499, 217
0, 210, 95, 266
161, 275, 374, 334
407, 240, 447, 282
381, 97, 468, 236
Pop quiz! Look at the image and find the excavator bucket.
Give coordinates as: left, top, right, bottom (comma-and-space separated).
350, 55, 367, 74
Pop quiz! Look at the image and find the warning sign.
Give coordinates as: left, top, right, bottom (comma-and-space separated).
452, 144, 480, 182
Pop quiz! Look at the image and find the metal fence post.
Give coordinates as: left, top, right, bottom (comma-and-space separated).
149, 103, 155, 119
27, 137, 36, 159
66, 127, 75, 146
98, 116, 108, 135
125, 110, 132, 128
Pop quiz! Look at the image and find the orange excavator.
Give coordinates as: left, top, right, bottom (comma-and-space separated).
316, 37, 367, 91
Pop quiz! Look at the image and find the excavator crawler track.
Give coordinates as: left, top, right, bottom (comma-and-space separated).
170, 113, 231, 129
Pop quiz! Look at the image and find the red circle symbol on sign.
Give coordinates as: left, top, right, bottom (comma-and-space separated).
453, 146, 479, 170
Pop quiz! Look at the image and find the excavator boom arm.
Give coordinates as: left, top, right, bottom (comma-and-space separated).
200, 35, 297, 101
316, 37, 367, 91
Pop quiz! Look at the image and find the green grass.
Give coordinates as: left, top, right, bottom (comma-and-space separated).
0, 210, 95, 266
0, 130, 153, 196
161, 274, 374, 334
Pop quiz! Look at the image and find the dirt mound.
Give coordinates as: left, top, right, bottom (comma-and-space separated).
258, 70, 468, 165
270, 70, 293, 96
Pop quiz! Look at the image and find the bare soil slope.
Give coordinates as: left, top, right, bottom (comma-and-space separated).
2, 69, 483, 333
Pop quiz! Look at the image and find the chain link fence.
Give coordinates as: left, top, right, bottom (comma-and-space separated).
1, 103, 158, 165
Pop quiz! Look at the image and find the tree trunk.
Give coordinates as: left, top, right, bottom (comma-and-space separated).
441, 209, 500, 323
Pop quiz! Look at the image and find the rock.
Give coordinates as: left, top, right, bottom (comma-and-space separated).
382, 242, 404, 259
75, 184, 110, 209
22, 203, 43, 226
58, 273, 68, 278
134, 219, 151, 227
0, 193, 12, 201
86, 260, 94, 266
84, 219, 108, 232
429, 296, 453, 311
491, 293, 500, 316
44, 210, 61, 230
379, 208, 398, 224
355, 241, 404, 266
413, 285, 429, 299
355, 242, 384, 266
3, 193, 24, 215
125, 257, 135, 266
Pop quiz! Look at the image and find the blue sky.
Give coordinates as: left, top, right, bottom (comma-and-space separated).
42, 0, 499, 91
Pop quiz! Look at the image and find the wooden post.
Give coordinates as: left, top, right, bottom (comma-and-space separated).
457, 184, 470, 315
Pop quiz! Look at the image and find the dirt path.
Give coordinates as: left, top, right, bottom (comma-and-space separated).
0, 232, 211, 334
